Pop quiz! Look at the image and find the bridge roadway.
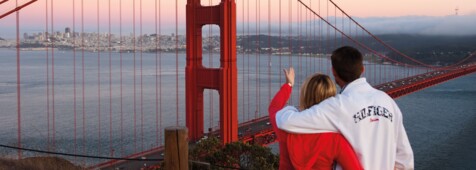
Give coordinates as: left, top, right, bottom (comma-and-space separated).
94, 63, 476, 170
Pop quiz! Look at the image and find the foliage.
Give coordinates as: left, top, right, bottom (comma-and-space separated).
189, 137, 279, 170
0, 157, 82, 170
189, 136, 223, 161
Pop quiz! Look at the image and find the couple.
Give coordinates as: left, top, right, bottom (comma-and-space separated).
268, 46, 414, 170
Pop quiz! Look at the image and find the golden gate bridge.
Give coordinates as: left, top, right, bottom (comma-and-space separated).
1, 0, 476, 169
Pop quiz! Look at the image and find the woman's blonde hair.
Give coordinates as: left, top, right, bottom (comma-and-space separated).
299, 74, 337, 110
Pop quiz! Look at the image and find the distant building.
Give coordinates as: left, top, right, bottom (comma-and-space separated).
23, 33, 36, 40
65, 27, 71, 38
45, 32, 51, 40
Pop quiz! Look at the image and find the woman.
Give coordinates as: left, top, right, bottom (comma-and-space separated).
268, 67, 362, 170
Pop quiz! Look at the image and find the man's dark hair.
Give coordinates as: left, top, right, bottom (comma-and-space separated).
331, 46, 363, 83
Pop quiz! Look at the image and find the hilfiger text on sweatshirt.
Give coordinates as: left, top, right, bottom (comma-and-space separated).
353, 105, 393, 123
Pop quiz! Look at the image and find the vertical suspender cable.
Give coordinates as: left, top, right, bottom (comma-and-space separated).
45, 0, 50, 152
108, 0, 113, 157
242, 0, 245, 122
379, 45, 382, 84
311, 0, 315, 73
383, 46, 386, 83
247, 0, 250, 121
297, 1, 301, 89
311, 0, 316, 73
349, 17, 356, 48
305, 0, 308, 74
348, 13, 351, 45
72, 0, 77, 160
300, 3, 303, 83
51, 0, 55, 151
333, 6, 336, 50
308, 1, 311, 74
341, 11, 343, 45
300, 1, 303, 76
305, 1, 308, 74
386, 47, 389, 83
81, 0, 86, 161
156, 0, 162, 146
311, 0, 314, 73
259, 0, 262, 117
388, 48, 390, 82
255, 0, 258, 119
15, 0, 22, 160
119, 0, 124, 155
304, 1, 307, 77
347, 13, 349, 44
377, 46, 381, 84
257, 0, 261, 118
396, 52, 399, 81
392, 53, 395, 81
326, 0, 329, 75
96, 0, 101, 156
278, 0, 282, 86
268, 0, 271, 102
306, 0, 309, 76
288, 0, 292, 104
140, 0, 144, 152
392, 52, 394, 81
319, 0, 322, 73
297, 2, 299, 87
133, 0, 137, 153
158, 0, 163, 146
372, 54, 380, 84
175, 0, 179, 125
310, 0, 319, 73
155, 0, 159, 148
372, 30, 376, 85
382, 45, 385, 83
307, 0, 311, 72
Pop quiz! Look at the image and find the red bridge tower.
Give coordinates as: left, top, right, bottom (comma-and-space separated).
185, 0, 238, 143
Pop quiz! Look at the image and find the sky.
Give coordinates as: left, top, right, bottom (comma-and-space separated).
1, 0, 476, 37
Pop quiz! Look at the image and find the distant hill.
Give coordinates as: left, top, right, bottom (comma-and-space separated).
376, 34, 476, 65
238, 34, 476, 66
354, 15, 476, 36
0, 37, 4, 41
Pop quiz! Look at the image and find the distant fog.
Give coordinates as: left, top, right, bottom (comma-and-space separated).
238, 14, 476, 36
353, 14, 476, 36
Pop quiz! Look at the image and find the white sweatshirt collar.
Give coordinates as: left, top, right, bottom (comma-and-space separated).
340, 78, 369, 95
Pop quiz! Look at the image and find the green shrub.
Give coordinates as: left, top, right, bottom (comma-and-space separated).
189, 137, 279, 170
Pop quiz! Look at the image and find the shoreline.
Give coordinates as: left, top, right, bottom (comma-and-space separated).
0, 47, 328, 55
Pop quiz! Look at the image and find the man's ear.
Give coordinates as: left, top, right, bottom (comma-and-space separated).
361, 66, 365, 76
333, 67, 346, 88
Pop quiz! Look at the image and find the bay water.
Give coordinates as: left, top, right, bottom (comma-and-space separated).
0, 48, 473, 168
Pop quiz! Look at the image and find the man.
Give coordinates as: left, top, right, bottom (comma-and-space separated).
276, 46, 414, 170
